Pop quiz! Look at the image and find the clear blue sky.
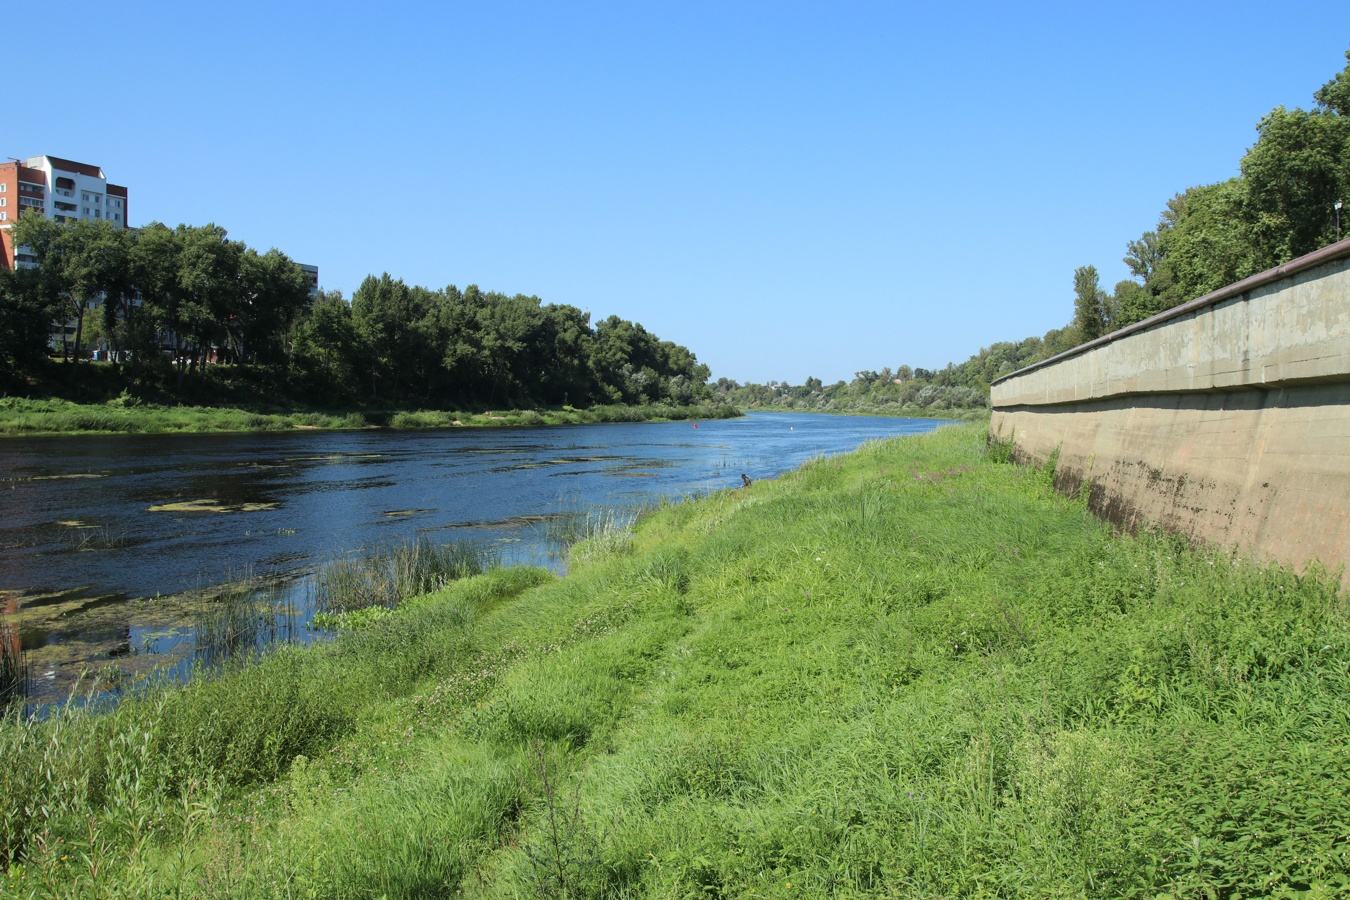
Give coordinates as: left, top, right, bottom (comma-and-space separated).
14, 1, 1349, 384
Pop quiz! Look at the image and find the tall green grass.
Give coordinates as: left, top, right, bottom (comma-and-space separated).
190, 580, 300, 668
311, 537, 500, 627
0, 619, 27, 715
4, 423, 1347, 897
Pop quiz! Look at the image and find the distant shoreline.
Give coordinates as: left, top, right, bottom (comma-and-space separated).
0, 398, 742, 438
735, 403, 988, 422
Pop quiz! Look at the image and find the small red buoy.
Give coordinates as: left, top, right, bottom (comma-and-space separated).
692, 422, 698, 428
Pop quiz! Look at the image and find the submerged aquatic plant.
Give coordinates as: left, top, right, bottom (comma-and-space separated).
191, 579, 298, 668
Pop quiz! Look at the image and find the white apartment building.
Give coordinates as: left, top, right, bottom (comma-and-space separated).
0, 155, 128, 269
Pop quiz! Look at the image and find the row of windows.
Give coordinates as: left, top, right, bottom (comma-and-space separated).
76, 193, 123, 206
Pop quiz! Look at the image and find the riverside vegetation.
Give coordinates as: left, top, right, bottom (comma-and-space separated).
1, 220, 731, 434
2, 423, 1348, 896
0, 395, 738, 436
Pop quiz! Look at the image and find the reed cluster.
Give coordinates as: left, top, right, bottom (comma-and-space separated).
311, 537, 499, 620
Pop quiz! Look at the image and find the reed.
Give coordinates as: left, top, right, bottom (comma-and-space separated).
190, 580, 298, 668
312, 537, 499, 617
0, 620, 28, 714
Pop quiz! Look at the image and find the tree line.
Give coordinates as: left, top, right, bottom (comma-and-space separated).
727, 49, 1350, 414
0, 218, 714, 409
1069, 48, 1350, 341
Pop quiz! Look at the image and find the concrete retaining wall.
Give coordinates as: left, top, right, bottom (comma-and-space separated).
990, 239, 1350, 583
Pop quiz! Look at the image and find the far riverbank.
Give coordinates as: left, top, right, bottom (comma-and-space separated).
0, 397, 740, 437
737, 402, 988, 421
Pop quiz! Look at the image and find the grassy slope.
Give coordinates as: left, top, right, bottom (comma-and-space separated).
5, 423, 1349, 897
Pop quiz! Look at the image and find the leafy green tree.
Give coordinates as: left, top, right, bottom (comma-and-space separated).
1111, 279, 1159, 328
1157, 180, 1258, 302
13, 215, 130, 365
351, 273, 427, 397
1315, 49, 1350, 116
1241, 105, 1348, 267
293, 289, 362, 396
129, 222, 186, 374
176, 224, 244, 376
234, 249, 313, 370
0, 266, 54, 375
1071, 265, 1108, 341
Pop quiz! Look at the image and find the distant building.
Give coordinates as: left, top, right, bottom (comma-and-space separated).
0, 155, 129, 270
1, 153, 318, 354
299, 262, 320, 298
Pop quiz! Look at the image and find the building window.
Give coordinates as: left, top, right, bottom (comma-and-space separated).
0, 212, 6, 221
0, 198, 6, 207
0, 184, 6, 192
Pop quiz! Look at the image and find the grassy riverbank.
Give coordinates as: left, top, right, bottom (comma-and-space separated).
0, 396, 739, 436
4, 423, 1348, 896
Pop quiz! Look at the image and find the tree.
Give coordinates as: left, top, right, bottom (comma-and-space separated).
1241, 105, 1348, 267
1314, 48, 1350, 117
0, 266, 54, 376
176, 224, 244, 376
130, 222, 186, 374
1071, 265, 1108, 342
13, 215, 130, 366
1157, 180, 1258, 302
234, 248, 312, 369
1112, 279, 1159, 328
293, 289, 361, 395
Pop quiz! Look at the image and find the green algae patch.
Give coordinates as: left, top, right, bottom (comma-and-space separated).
147, 499, 279, 513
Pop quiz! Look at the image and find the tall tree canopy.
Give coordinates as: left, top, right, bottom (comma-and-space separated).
2, 213, 716, 409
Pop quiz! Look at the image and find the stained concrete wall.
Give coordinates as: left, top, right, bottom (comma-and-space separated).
990, 238, 1350, 583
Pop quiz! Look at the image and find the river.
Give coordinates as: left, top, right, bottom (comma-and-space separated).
0, 412, 948, 704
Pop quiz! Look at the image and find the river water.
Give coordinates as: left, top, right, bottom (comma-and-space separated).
0, 412, 947, 703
